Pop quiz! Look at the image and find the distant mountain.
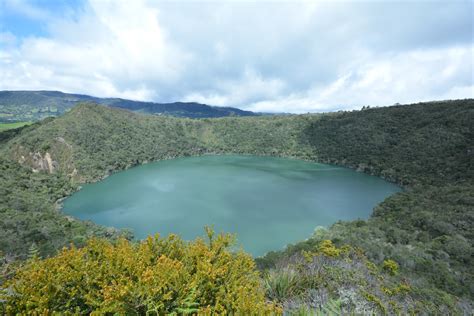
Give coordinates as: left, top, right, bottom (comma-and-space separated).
0, 90, 257, 122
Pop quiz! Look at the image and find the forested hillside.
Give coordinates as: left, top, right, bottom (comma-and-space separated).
1, 99, 472, 314
302, 101, 473, 186
3, 103, 314, 182
0, 90, 257, 122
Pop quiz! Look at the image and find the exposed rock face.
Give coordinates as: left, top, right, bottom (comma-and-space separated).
29, 152, 58, 173
13, 137, 76, 175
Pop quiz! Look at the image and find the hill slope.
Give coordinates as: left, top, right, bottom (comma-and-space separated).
4, 100, 471, 186
0, 99, 473, 313
0, 90, 257, 122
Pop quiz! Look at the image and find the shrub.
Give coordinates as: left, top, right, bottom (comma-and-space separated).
383, 259, 399, 275
263, 268, 299, 302
0, 230, 278, 314
318, 240, 341, 257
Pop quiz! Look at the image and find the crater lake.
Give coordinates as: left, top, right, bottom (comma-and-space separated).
62, 155, 401, 256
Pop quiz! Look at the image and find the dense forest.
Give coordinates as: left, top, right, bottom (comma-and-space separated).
0, 99, 472, 314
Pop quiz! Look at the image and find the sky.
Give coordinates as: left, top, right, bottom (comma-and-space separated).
0, 0, 473, 113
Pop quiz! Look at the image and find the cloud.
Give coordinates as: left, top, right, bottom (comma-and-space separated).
0, 0, 472, 112
246, 45, 474, 113
1, 0, 190, 101
183, 68, 286, 107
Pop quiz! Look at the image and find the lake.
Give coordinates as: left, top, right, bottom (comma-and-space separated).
62, 155, 400, 256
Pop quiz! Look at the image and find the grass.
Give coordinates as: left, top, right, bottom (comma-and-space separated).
0, 122, 32, 132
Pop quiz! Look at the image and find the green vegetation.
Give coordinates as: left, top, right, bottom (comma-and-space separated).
0, 156, 131, 259
1, 229, 277, 314
0, 99, 472, 313
301, 101, 473, 186
4, 103, 315, 182
262, 240, 432, 314
0, 122, 31, 132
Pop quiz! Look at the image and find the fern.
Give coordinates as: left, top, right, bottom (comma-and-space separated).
175, 288, 199, 315
27, 243, 40, 260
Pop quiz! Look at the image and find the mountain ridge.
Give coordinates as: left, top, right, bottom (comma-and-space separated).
0, 90, 258, 122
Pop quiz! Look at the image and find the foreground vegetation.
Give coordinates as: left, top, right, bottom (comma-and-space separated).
0, 99, 472, 313
1, 229, 277, 314
262, 240, 445, 314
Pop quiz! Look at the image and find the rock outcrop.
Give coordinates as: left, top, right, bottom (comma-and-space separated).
29, 152, 58, 173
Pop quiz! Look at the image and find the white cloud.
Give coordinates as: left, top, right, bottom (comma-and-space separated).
1, 0, 189, 101
246, 45, 474, 113
0, 0, 472, 112
183, 68, 286, 106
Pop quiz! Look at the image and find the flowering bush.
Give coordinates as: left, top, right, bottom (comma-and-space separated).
1, 229, 278, 314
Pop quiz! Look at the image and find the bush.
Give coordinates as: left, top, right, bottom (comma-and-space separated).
262, 241, 418, 314
1, 230, 278, 314
382, 259, 399, 275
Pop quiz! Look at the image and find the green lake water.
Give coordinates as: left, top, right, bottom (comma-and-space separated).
62, 155, 400, 256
